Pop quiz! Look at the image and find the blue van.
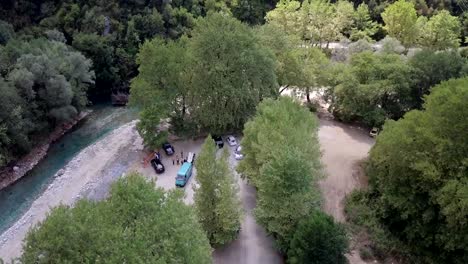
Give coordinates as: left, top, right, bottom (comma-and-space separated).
176, 162, 193, 187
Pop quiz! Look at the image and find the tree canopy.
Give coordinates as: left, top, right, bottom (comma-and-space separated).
364, 77, 468, 263
0, 37, 94, 166
20, 173, 212, 263
189, 13, 278, 133
130, 13, 278, 144
194, 136, 242, 246
288, 210, 349, 264
238, 97, 322, 252
327, 48, 468, 127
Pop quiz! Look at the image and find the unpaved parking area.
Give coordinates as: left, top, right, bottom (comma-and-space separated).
318, 118, 374, 222
132, 138, 283, 263
132, 138, 205, 204
318, 118, 375, 264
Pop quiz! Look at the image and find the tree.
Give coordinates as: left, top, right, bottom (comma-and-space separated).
0, 20, 14, 45
130, 37, 194, 136
21, 173, 212, 263
294, 47, 331, 103
190, 13, 278, 134
266, 0, 355, 46
7, 38, 94, 124
233, 0, 273, 25
265, 0, 302, 38
329, 51, 413, 126
254, 24, 302, 91
350, 3, 380, 41
366, 77, 468, 263
194, 136, 242, 246
381, 0, 419, 47
135, 105, 168, 150
238, 97, 322, 251
287, 210, 349, 264
0, 77, 30, 166
72, 33, 119, 100
377, 36, 405, 54
418, 10, 461, 50
409, 49, 468, 108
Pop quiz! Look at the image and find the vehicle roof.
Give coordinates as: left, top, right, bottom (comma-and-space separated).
177, 162, 192, 175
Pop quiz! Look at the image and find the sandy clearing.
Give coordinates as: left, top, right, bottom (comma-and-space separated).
0, 121, 141, 261
132, 138, 205, 205
318, 118, 375, 264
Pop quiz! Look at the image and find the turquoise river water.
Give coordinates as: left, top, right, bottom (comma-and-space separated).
0, 105, 137, 234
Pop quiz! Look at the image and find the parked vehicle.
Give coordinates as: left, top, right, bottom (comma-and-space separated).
369, 127, 379, 138
226, 135, 237, 146
212, 135, 224, 148
176, 162, 193, 187
234, 145, 244, 160
162, 142, 175, 155
187, 152, 195, 163
150, 157, 165, 174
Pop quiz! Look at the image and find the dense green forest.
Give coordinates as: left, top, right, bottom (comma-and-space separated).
1, 0, 467, 262
1, 0, 467, 165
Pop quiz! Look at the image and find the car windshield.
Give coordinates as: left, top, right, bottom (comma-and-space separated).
176, 176, 185, 181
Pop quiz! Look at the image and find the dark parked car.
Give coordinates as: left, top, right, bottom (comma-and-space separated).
162, 142, 175, 156
151, 153, 165, 174
212, 135, 224, 148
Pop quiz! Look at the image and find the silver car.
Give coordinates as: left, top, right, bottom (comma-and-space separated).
226, 135, 237, 146
234, 145, 244, 160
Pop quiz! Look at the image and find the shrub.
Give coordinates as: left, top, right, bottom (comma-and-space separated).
287, 210, 349, 264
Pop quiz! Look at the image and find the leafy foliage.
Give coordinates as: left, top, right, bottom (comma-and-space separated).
409, 49, 468, 107
0, 37, 94, 165
287, 210, 349, 264
350, 3, 380, 41
328, 48, 467, 127
190, 13, 278, 133
266, 0, 356, 45
21, 173, 212, 263
365, 77, 468, 263
194, 136, 242, 246
417, 10, 461, 49
238, 97, 322, 251
131, 14, 278, 141
381, 0, 419, 47
135, 106, 168, 151
329, 51, 413, 126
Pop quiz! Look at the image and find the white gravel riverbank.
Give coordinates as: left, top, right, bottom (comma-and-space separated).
0, 121, 141, 261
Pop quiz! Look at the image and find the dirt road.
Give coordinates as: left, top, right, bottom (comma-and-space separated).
318, 118, 374, 222
318, 118, 375, 263
212, 147, 283, 264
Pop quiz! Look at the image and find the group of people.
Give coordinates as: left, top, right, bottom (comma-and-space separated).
172, 151, 186, 165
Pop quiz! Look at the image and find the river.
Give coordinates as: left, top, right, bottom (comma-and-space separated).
0, 105, 137, 235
